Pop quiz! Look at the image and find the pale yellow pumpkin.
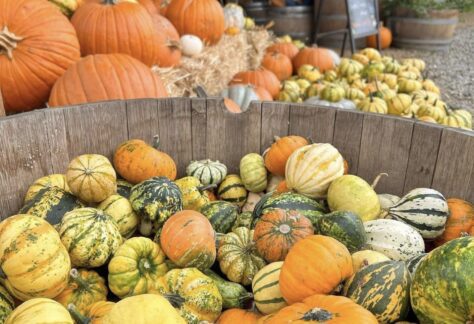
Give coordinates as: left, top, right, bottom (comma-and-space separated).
6, 298, 73, 324
351, 250, 390, 272
24, 174, 71, 202
387, 94, 412, 116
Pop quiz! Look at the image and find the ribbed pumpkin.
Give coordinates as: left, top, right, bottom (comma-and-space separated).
114, 137, 177, 184
252, 262, 287, 315
280, 235, 353, 304
98, 195, 139, 238
266, 42, 299, 60
24, 174, 71, 202
66, 154, 117, 203
71, 0, 159, 66
357, 96, 388, 114
320, 84, 345, 102
186, 160, 228, 186
398, 78, 423, 93
59, 208, 121, 268
292, 46, 334, 73
68, 301, 115, 324
230, 69, 281, 99
218, 227, 266, 285
254, 209, 313, 263
338, 58, 364, 77
5, 298, 73, 324
263, 294, 378, 324
262, 52, 293, 81
387, 93, 412, 115
200, 201, 239, 233
55, 269, 107, 314
285, 143, 344, 199
218, 308, 262, 324
351, 250, 390, 273
153, 268, 223, 324
435, 198, 474, 246
240, 153, 268, 193
160, 211, 216, 270
165, 0, 225, 45
19, 187, 84, 226
176, 176, 214, 211
218, 174, 248, 207
0, 285, 14, 323
344, 261, 411, 323
0, 0, 80, 113
108, 237, 168, 298
49, 54, 168, 107
264, 136, 308, 177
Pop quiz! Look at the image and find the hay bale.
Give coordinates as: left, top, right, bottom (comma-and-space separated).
152, 28, 274, 97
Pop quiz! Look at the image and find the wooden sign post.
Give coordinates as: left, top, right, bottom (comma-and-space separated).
0, 89, 5, 117
314, 0, 381, 56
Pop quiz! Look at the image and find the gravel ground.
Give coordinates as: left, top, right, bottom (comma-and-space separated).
383, 13, 474, 112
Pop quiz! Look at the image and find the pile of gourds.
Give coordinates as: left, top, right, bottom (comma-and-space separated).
1, 135, 473, 324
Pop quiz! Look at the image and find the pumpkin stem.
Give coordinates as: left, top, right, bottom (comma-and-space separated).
371, 173, 388, 189
67, 304, 92, 324
163, 293, 186, 308
102, 0, 119, 4
70, 269, 91, 292
198, 184, 217, 192
138, 258, 152, 274
460, 232, 470, 237
152, 135, 160, 150
273, 135, 281, 142
299, 308, 334, 321
0, 26, 23, 60
166, 40, 182, 51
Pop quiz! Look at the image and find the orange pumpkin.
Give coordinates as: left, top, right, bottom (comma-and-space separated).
292, 46, 334, 73
230, 69, 281, 99
152, 14, 182, 67
165, 0, 225, 45
254, 87, 273, 101
263, 294, 378, 324
0, 0, 81, 113
264, 136, 309, 176
262, 52, 293, 81
254, 209, 313, 263
434, 198, 474, 246
49, 54, 168, 107
367, 24, 392, 50
113, 137, 177, 184
83, 0, 159, 15
217, 308, 262, 324
266, 42, 299, 60
276, 180, 290, 193
160, 210, 216, 270
279, 235, 353, 304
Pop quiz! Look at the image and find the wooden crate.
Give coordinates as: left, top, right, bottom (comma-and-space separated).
0, 98, 473, 219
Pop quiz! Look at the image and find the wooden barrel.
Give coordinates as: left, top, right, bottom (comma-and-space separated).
387, 9, 459, 51
243, 2, 270, 27
268, 6, 314, 42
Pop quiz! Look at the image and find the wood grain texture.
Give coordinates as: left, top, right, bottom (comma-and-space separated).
0, 111, 53, 219
206, 98, 262, 173
0, 89, 5, 117
42, 109, 69, 173
403, 121, 443, 193
126, 99, 160, 141
289, 104, 336, 144
191, 98, 207, 161
357, 114, 414, 195
260, 102, 290, 154
332, 109, 365, 174
432, 127, 474, 201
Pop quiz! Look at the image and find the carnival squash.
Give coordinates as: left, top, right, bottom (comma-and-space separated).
0, 285, 13, 323
240, 153, 268, 193
176, 176, 214, 211
5, 298, 73, 324
252, 262, 287, 315
24, 174, 71, 202
186, 160, 228, 186
218, 174, 248, 207
98, 195, 139, 238
203, 269, 252, 309
200, 201, 239, 233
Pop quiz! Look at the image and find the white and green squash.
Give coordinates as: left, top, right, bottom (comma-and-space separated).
186, 160, 227, 186
252, 262, 287, 315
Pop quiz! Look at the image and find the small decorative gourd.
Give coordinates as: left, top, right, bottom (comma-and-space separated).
217, 174, 248, 207
24, 174, 70, 202
98, 194, 139, 238
187, 160, 228, 186
357, 95, 388, 114
5, 298, 73, 324
176, 176, 215, 211
200, 201, 239, 233
320, 84, 345, 102
240, 153, 267, 193
252, 262, 287, 315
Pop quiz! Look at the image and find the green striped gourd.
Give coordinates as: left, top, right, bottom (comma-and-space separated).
343, 260, 411, 323
416, 103, 447, 122
98, 195, 139, 238
345, 87, 366, 101
59, 208, 122, 268
387, 188, 449, 239
406, 253, 427, 278
200, 201, 239, 233
0, 285, 14, 323
240, 153, 267, 193
338, 58, 363, 77
232, 212, 254, 230
186, 160, 227, 186
315, 211, 366, 253
116, 179, 133, 198
398, 78, 422, 93
320, 84, 345, 102
441, 113, 472, 129
252, 262, 287, 315
24, 174, 70, 202
356, 96, 388, 114
218, 174, 248, 207
203, 269, 252, 309
19, 187, 84, 226
364, 219, 425, 261
411, 237, 474, 324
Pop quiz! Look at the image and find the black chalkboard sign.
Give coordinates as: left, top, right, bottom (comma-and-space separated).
347, 0, 378, 38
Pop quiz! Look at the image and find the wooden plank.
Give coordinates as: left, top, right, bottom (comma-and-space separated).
357, 114, 414, 195
206, 99, 262, 173
0, 111, 53, 219
260, 102, 290, 154
126, 99, 159, 140
0, 89, 5, 117
432, 127, 474, 200
403, 121, 443, 193
42, 109, 69, 173
191, 98, 207, 161
289, 104, 336, 144
332, 109, 365, 174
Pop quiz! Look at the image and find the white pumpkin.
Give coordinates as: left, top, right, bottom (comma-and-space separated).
364, 219, 425, 261
223, 3, 245, 29
180, 35, 204, 57
220, 85, 259, 112
285, 143, 344, 199
305, 97, 355, 110
326, 48, 341, 66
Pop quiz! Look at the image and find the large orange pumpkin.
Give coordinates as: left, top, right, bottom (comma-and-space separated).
71, 0, 159, 66
254, 209, 313, 263
160, 210, 216, 270
165, 0, 225, 45
83, 0, 159, 15
279, 235, 353, 304
48, 54, 168, 107
217, 308, 261, 324
264, 136, 309, 176
366, 24, 392, 49
230, 69, 281, 99
434, 198, 474, 246
292, 46, 334, 73
152, 14, 182, 67
262, 52, 293, 81
262, 294, 378, 324
266, 42, 299, 60
113, 137, 177, 184
0, 0, 80, 113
